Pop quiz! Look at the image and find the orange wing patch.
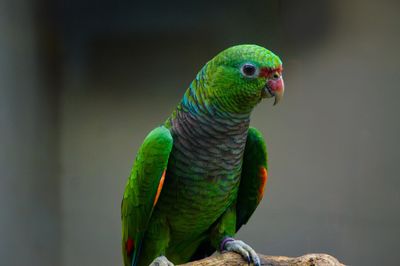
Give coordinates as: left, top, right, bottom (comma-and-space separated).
153, 170, 166, 207
257, 167, 268, 202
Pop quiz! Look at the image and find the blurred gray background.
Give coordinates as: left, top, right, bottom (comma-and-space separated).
1, 0, 400, 265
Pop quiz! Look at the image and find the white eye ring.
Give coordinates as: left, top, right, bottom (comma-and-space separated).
240, 63, 259, 78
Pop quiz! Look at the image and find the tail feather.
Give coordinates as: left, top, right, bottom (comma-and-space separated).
131, 242, 142, 266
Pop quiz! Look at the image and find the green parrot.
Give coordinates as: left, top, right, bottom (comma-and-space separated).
121, 44, 284, 266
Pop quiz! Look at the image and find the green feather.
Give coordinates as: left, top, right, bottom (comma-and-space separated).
121, 126, 173, 266
122, 44, 282, 266
236, 127, 268, 231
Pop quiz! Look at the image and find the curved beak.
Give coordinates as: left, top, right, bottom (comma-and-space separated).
259, 66, 285, 105
272, 77, 284, 105
262, 76, 284, 105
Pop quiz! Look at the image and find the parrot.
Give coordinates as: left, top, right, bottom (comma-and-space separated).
121, 44, 284, 266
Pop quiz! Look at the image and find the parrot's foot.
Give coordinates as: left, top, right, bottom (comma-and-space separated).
221, 238, 261, 266
149, 255, 174, 266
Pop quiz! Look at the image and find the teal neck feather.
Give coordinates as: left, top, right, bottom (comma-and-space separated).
179, 63, 252, 120
165, 65, 251, 183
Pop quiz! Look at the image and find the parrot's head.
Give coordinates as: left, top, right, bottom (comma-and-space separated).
203, 44, 284, 113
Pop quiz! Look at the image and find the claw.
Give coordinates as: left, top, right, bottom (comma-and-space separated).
246, 255, 251, 265
253, 257, 261, 266
223, 239, 260, 266
149, 256, 174, 266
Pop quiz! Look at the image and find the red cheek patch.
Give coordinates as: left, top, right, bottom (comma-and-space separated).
259, 66, 283, 78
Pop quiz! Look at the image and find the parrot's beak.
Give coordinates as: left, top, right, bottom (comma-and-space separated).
261, 76, 284, 105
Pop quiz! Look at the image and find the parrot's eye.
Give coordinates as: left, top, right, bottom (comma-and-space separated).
241, 63, 258, 78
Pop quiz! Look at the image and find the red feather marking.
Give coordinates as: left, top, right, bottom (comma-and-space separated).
259, 66, 283, 78
125, 238, 135, 256
257, 167, 268, 202
153, 170, 166, 207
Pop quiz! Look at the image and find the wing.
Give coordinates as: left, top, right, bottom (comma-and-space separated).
121, 126, 173, 266
236, 127, 268, 231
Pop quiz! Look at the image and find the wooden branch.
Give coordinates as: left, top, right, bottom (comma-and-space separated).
179, 252, 344, 266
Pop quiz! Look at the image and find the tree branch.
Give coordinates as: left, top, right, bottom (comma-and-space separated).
179, 252, 344, 266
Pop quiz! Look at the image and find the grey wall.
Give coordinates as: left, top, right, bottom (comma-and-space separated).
0, 0, 60, 265
1, 0, 399, 265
